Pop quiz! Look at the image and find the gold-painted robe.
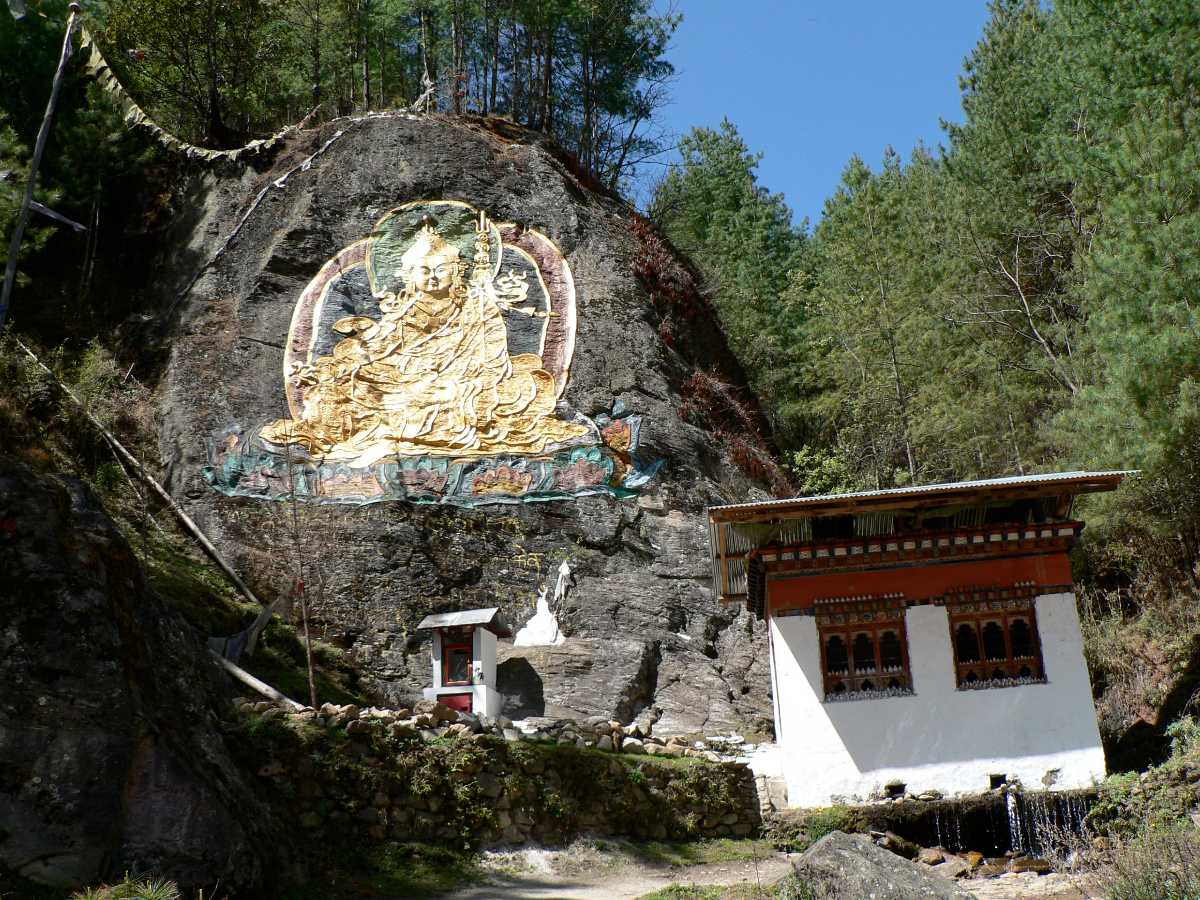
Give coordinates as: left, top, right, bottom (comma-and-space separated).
261, 285, 587, 465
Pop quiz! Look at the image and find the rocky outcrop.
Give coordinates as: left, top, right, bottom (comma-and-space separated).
154, 113, 776, 737
0, 461, 287, 892
793, 832, 978, 900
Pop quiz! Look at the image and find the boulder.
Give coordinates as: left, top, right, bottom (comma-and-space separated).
156, 113, 777, 738
413, 699, 458, 724
0, 462, 288, 893
792, 832, 978, 900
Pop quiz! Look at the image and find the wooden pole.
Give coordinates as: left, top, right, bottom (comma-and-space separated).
12, 335, 270, 614
0, 3, 82, 330
210, 650, 305, 710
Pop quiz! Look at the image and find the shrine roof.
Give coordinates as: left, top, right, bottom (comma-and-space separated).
417, 607, 511, 636
708, 471, 1134, 524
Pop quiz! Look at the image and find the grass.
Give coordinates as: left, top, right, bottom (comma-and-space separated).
69, 875, 181, 899
636, 876, 813, 900
241, 618, 369, 707
762, 805, 865, 853
279, 843, 484, 899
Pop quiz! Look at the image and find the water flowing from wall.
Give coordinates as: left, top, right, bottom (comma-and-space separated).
866, 788, 1095, 857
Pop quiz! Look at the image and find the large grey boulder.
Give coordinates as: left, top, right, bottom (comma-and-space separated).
153, 113, 777, 736
792, 832, 978, 900
0, 461, 287, 892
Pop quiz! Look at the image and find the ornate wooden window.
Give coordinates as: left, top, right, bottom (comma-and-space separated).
816, 596, 912, 701
946, 589, 1045, 689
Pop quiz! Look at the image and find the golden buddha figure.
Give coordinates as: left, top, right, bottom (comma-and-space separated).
259, 219, 590, 467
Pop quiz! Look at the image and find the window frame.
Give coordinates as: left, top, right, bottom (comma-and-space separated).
441, 626, 475, 687
945, 590, 1046, 690
816, 598, 913, 701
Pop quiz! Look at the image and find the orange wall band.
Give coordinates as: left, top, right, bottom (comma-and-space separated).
766, 552, 1074, 615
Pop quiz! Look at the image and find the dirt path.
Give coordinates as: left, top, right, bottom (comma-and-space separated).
445, 844, 795, 899
445, 843, 1100, 900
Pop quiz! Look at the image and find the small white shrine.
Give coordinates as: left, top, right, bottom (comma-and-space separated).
417, 607, 510, 717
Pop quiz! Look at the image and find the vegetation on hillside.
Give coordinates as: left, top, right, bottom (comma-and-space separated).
651, 0, 1200, 764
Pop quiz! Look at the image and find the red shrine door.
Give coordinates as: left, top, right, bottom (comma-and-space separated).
441, 693, 472, 713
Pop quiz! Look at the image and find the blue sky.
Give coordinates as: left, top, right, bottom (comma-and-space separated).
651, 1, 993, 227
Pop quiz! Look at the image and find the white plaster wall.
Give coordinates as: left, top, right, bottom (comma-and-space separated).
431, 631, 444, 689
473, 684, 502, 717
771, 593, 1106, 807
478, 630, 497, 688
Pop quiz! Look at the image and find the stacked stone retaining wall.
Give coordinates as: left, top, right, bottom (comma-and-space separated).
232, 700, 762, 849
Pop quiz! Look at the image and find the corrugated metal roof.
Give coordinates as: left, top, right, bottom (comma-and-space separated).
417, 607, 506, 632
709, 471, 1136, 520
706, 470, 1135, 610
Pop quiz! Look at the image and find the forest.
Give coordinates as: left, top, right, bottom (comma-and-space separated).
4, 0, 1200, 775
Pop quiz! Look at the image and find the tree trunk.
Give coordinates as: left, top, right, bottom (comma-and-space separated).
541, 26, 553, 132
310, 0, 322, 107
361, 0, 371, 110
489, 1, 500, 114
888, 333, 917, 481
523, 23, 533, 127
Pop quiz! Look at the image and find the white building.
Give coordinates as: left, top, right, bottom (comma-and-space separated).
708, 471, 1131, 807
417, 607, 510, 718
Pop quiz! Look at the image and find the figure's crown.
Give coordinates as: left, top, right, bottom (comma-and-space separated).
399, 222, 460, 273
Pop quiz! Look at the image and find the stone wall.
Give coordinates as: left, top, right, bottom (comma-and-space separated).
232, 699, 763, 848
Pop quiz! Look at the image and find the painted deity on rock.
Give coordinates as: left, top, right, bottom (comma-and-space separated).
205, 200, 659, 506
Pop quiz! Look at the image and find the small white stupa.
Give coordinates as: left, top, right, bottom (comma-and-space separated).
514, 560, 571, 647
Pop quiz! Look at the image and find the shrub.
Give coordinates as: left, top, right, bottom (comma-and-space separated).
69, 875, 181, 900
1100, 826, 1200, 900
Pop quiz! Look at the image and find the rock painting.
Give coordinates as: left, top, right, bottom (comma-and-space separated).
204, 200, 661, 506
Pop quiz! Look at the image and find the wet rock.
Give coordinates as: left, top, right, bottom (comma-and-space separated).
937, 855, 972, 879
875, 830, 921, 860
1008, 857, 1053, 875
918, 847, 946, 865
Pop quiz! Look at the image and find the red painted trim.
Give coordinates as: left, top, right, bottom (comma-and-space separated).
767, 552, 1073, 614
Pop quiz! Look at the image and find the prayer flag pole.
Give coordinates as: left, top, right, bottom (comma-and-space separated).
0, 2, 82, 330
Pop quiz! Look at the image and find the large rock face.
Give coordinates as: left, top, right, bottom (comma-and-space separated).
156, 113, 774, 737
0, 461, 285, 891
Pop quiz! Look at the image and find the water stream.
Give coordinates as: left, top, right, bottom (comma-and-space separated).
867, 788, 1095, 857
